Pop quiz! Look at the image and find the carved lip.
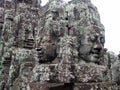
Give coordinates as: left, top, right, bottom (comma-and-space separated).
90, 50, 101, 58
93, 54, 100, 58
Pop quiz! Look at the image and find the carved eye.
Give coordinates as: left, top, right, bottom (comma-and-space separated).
100, 37, 105, 44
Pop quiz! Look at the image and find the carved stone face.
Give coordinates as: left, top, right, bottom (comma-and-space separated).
37, 36, 57, 63
79, 26, 105, 63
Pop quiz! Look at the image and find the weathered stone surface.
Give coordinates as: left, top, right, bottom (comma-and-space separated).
10, 82, 118, 90
74, 64, 108, 82
9, 64, 107, 84
0, 0, 120, 90
74, 82, 117, 90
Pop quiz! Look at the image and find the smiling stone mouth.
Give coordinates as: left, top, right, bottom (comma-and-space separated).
91, 51, 100, 54
90, 51, 101, 58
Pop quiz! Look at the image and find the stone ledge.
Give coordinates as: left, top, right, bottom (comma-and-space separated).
30, 63, 108, 83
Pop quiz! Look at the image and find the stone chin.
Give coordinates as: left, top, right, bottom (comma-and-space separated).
79, 53, 102, 64
88, 54, 101, 63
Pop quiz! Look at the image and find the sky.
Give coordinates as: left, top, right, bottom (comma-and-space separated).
41, 0, 120, 54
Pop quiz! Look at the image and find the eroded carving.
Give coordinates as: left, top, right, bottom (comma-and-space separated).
0, 0, 120, 90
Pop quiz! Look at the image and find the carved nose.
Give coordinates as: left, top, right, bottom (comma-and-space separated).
95, 37, 103, 48
93, 41, 103, 53
94, 43, 102, 49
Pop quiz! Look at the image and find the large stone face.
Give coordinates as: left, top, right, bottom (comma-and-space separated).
0, 0, 120, 90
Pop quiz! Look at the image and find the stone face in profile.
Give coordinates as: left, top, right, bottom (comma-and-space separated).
79, 25, 105, 64
37, 36, 57, 63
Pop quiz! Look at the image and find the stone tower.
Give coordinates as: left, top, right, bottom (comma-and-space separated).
0, 0, 120, 90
